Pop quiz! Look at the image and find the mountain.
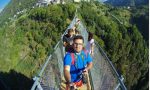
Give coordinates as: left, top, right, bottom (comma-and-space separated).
0, 1, 148, 90
0, 0, 76, 89
0, 0, 37, 25
105, 0, 149, 6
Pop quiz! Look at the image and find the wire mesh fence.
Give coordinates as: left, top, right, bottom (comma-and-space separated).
31, 17, 126, 90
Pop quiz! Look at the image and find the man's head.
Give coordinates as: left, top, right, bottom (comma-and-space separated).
88, 32, 93, 41
73, 35, 84, 53
75, 29, 80, 35
68, 29, 74, 36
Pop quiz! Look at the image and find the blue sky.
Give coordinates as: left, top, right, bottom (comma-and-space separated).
0, 0, 10, 12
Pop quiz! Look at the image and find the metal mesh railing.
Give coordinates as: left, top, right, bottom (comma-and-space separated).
31, 16, 127, 90
31, 17, 78, 90
90, 42, 119, 90
39, 41, 64, 90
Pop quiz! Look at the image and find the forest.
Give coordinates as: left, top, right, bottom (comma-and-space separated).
0, 1, 148, 90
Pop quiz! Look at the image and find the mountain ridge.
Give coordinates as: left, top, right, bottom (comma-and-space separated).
105, 0, 149, 6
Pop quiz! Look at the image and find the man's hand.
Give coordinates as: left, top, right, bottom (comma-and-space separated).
66, 82, 76, 90
90, 52, 94, 56
83, 68, 88, 74
83, 62, 93, 74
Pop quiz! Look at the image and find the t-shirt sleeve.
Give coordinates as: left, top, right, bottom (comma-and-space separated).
63, 36, 67, 42
86, 53, 92, 64
64, 53, 72, 66
90, 39, 94, 45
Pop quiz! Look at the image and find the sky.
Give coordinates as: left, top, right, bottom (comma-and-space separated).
0, 0, 10, 12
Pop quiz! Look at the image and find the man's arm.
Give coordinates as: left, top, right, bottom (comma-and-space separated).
86, 62, 93, 70
83, 62, 93, 72
83, 52, 93, 72
85, 52, 93, 71
85, 62, 92, 90
64, 65, 71, 83
90, 39, 94, 56
90, 44, 94, 56
63, 42, 68, 47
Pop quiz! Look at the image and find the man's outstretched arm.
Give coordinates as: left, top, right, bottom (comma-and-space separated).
84, 62, 93, 72
64, 65, 71, 83
86, 62, 93, 70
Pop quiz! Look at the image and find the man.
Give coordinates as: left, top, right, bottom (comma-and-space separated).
64, 35, 93, 90
86, 32, 94, 56
63, 29, 75, 52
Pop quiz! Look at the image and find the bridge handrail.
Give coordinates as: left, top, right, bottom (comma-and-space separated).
95, 41, 127, 90
31, 15, 77, 90
31, 14, 127, 90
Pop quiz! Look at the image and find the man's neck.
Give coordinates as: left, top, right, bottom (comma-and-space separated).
75, 51, 81, 55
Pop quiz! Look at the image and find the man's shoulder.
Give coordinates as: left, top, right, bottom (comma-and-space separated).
82, 49, 88, 55
82, 50, 92, 61
65, 52, 71, 57
64, 34, 69, 38
65, 52, 75, 58
64, 53, 72, 65
90, 39, 94, 43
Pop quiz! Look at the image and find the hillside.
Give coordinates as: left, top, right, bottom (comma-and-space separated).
0, 1, 149, 90
131, 5, 149, 42
0, 3, 76, 89
105, 0, 149, 6
79, 2, 148, 90
0, 0, 37, 26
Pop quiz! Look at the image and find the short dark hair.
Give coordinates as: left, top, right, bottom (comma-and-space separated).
88, 32, 93, 41
73, 35, 84, 43
75, 29, 80, 34
68, 28, 74, 33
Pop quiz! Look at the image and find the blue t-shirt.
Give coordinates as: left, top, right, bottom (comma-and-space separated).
64, 50, 92, 83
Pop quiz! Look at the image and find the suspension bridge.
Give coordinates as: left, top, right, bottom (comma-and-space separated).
31, 5, 127, 90
31, 16, 127, 90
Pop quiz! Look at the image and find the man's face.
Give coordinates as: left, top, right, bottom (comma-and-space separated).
69, 32, 74, 37
73, 39, 83, 53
